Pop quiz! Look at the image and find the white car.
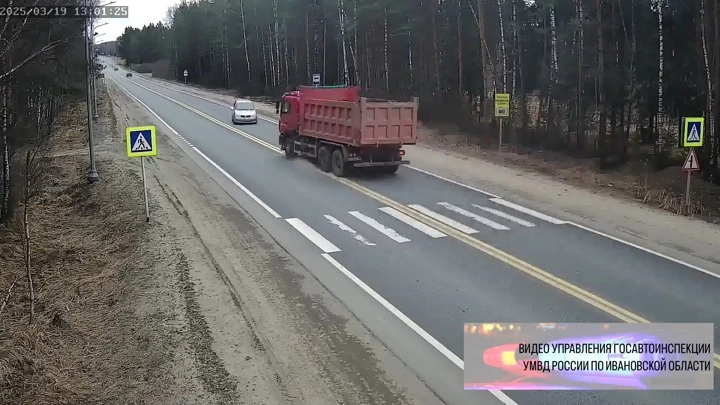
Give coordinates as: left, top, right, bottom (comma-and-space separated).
231, 99, 258, 124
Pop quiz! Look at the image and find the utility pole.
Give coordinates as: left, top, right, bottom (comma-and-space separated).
85, 0, 99, 183
91, 14, 99, 119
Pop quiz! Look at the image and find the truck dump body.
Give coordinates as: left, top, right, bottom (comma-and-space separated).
297, 86, 418, 147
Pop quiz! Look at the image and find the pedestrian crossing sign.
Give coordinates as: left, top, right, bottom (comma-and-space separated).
681, 117, 704, 148
126, 125, 157, 157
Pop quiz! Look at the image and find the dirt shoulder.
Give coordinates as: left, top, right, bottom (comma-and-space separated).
0, 81, 445, 404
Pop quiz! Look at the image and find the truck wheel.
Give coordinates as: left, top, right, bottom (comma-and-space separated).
381, 165, 399, 175
331, 148, 347, 177
318, 146, 332, 172
284, 137, 297, 159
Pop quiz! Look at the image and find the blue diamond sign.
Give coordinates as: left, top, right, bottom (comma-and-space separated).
126, 125, 157, 157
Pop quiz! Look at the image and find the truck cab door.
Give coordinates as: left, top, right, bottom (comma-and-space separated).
278, 97, 297, 135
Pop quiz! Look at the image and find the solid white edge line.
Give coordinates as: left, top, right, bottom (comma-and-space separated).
320, 253, 518, 405
408, 204, 479, 234
286, 218, 340, 253
568, 222, 720, 280
378, 206, 446, 238
126, 68, 720, 280
489, 198, 566, 225
108, 73, 282, 219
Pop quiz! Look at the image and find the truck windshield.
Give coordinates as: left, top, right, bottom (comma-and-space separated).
235, 101, 254, 110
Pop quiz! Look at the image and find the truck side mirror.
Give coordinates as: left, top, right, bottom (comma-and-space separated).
275, 101, 280, 114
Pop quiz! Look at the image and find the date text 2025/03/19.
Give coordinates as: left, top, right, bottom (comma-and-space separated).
0, 6, 129, 18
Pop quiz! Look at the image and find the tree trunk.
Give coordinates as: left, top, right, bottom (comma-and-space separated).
407, 16, 413, 86
458, 0, 463, 95
384, 7, 389, 92
475, 0, 496, 99
352, 0, 359, 85
1, 80, 8, 220
497, 0, 507, 92
515, 0, 527, 132
655, 0, 665, 154
430, 3, 440, 94
626, 0, 637, 157
714, 0, 720, 176
549, 2, 559, 83
338, 0, 349, 84
272, 0, 281, 85
699, 0, 714, 178
595, 0, 608, 164
240, 0, 251, 85
576, 0, 586, 150
23, 150, 34, 325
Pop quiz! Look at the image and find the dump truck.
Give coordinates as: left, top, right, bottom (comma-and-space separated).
275, 86, 418, 177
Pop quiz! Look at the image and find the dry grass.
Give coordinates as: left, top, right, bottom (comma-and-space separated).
0, 91, 166, 404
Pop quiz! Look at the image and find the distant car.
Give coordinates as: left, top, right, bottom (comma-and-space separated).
126, 72, 132, 77
114, 67, 118, 71
231, 99, 258, 124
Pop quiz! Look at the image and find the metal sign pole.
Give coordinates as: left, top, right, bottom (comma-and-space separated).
498, 119, 503, 152
685, 170, 691, 209
141, 156, 150, 222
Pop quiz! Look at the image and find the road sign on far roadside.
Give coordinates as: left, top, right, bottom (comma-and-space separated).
183, 70, 188, 77
494, 93, 510, 117
681, 117, 704, 147
682, 148, 700, 171
126, 126, 157, 158
312, 73, 320, 85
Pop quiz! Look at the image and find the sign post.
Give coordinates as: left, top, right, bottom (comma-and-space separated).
126, 125, 158, 222
494, 93, 510, 152
312, 73, 320, 87
183, 69, 188, 84
682, 148, 700, 209
680, 117, 704, 211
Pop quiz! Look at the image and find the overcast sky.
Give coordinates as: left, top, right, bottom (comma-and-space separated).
96, 0, 178, 42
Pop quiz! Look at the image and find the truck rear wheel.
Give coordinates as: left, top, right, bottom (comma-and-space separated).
331, 148, 347, 177
284, 137, 297, 159
318, 145, 332, 172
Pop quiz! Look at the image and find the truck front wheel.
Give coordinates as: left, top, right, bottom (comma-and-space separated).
284, 137, 297, 159
331, 148, 347, 177
318, 145, 332, 172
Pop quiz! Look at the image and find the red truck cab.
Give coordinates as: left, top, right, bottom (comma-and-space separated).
275, 86, 419, 177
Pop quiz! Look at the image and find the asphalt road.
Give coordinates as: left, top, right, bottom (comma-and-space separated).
105, 63, 719, 405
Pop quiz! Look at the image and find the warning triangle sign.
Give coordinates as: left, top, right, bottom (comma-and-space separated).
682, 149, 699, 171
131, 132, 152, 152
687, 124, 700, 142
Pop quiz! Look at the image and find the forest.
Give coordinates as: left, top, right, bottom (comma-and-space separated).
116, 0, 720, 183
